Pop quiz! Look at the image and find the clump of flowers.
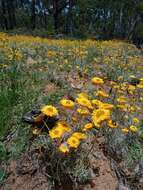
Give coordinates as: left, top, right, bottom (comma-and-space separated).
30, 75, 142, 155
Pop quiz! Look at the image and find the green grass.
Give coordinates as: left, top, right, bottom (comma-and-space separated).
0, 54, 41, 161
0, 48, 67, 159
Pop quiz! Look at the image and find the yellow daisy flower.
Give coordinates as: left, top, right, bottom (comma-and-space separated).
83, 123, 93, 131
77, 92, 89, 99
91, 77, 104, 85
133, 117, 139, 123
121, 128, 129, 134
118, 76, 123, 81
113, 85, 120, 89
77, 108, 90, 115
92, 109, 110, 125
129, 125, 138, 133
95, 90, 109, 98
57, 121, 71, 132
99, 103, 114, 110
117, 104, 127, 111
60, 99, 75, 109
92, 99, 103, 107
137, 83, 143, 88
67, 136, 80, 148
128, 85, 136, 92
41, 105, 58, 117
107, 120, 118, 128
76, 97, 93, 109
72, 132, 87, 140
59, 143, 69, 153
49, 126, 65, 139
117, 96, 127, 104
130, 75, 136, 79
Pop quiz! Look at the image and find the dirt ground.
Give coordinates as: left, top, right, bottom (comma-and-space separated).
1, 137, 118, 190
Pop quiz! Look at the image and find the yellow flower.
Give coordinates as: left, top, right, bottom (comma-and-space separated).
41, 105, 58, 117
117, 104, 127, 111
110, 81, 117, 86
92, 99, 102, 107
121, 128, 129, 133
129, 125, 138, 133
47, 50, 56, 57
128, 85, 136, 92
83, 123, 93, 131
67, 136, 80, 148
60, 99, 75, 109
77, 92, 89, 99
137, 83, 143, 88
92, 100, 113, 110
117, 96, 127, 104
76, 97, 93, 109
57, 121, 71, 132
133, 117, 139, 123
95, 90, 109, 98
49, 126, 64, 139
92, 109, 110, 125
91, 77, 104, 85
77, 108, 90, 115
113, 85, 120, 89
130, 75, 136, 79
118, 76, 123, 80
100, 103, 114, 110
128, 106, 136, 112
139, 81, 143, 85
107, 120, 117, 128
59, 143, 69, 153
72, 132, 87, 140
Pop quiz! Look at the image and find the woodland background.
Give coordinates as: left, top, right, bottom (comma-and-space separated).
0, 0, 143, 43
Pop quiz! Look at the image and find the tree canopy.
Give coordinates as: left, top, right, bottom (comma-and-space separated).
0, 0, 143, 42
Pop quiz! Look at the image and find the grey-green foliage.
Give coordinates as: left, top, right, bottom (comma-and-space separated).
0, 142, 7, 161
127, 140, 143, 167
0, 143, 6, 184
0, 168, 5, 185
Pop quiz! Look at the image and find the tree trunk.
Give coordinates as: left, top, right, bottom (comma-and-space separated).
1, 0, 8, 30
66, 0, 74, 35
31, 0, 36, 29
53, 0, 59, 34
44, 12, 47, 29
53, 13, 58, 33
6, 0, 16, 29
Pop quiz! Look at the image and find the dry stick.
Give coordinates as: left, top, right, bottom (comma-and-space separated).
56, 156, 62, 186
43, 120, 50, 131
